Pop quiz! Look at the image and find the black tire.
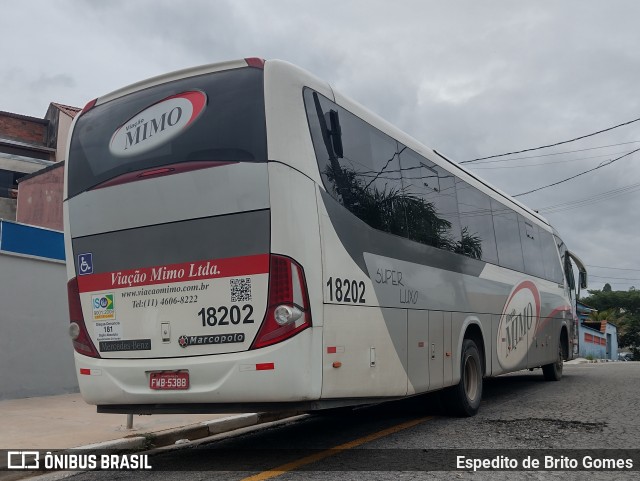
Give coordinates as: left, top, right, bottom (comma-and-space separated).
542, 341, 563, 381
444, 339, 483, 417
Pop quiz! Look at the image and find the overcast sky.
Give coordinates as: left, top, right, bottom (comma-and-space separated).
2, 0, 639, 292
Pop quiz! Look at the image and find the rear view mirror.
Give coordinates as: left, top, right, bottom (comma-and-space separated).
565, 257, 576, 291
325, 110, 343, 158
579, 270, 587, 289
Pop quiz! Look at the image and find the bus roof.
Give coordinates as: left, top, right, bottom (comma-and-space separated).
94, 59, 258, 107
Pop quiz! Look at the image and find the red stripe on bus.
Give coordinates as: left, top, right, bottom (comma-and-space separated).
255, 363, 274, 371
77, 254, 269, 293
536, 305, 571, 334
92, 161, 238, 190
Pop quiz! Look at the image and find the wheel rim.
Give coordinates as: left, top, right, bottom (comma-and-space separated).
463, 354, 479, 401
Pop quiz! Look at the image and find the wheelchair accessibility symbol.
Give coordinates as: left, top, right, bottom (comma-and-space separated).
78, 253, 93, 275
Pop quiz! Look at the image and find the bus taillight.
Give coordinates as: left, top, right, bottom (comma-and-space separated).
251, 255, 311, 349
80, 98, 97, 116
67, 277, 100, 358
245, 57, 265, 69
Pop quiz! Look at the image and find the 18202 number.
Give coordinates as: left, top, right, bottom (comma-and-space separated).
326, 277, 366, 304
198, 304, 254, 327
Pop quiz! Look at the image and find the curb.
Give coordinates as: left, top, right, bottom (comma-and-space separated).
75, 411, 300, 451
0, 413, 303, 481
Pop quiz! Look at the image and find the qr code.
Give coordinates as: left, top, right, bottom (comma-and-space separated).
230, 277, 252, 302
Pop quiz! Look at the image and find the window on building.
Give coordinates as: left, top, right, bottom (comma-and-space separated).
0, 169, 26, 198
0, 144, 50, 161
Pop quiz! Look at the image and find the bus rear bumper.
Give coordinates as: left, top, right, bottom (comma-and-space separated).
74, 330, 320, 407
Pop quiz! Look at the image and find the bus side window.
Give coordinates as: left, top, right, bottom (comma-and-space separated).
303, 88, 406, 238
399, 147, 461, 249
519, 216, 545, 279
455, 179, 498, 263
540, 229, 563, 284
491, 198, 525, 272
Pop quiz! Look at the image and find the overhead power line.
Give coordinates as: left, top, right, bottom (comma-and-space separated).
593, 282, 638, 288
461, 117, 640, 164
586, 264, 640, 271
470, 149, 635, 170
590, 274, 640, 281
537, 181, 640, 214
466, 140, 640, 165
512, 147, 640, 198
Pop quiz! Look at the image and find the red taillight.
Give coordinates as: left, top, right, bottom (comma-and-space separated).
251, 255, 311, 349
245, 57, 265, 69
137, 167, 175, 178
80, 98, 97, 116
270, 255, 294, 303
67, 277, 100, 358
91, 160, 238, 190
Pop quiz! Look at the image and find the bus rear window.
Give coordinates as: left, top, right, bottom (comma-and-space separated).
67, 67, 266, 198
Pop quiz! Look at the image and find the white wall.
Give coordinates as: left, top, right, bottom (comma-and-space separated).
0, 252, 77, 399
0, 198, 16, 220
56, 112, 74, 161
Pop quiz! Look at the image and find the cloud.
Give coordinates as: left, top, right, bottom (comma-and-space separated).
2, 0, 639, 289
29, 73, 76, 91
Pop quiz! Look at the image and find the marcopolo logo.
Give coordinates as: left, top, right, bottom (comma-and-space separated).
109, 91, 207, 158
496, 280, 541, 370
178, 333, 245, 347
92, 294, 115, 321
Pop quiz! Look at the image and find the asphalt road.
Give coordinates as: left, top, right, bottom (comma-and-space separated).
64, 362, 640, 481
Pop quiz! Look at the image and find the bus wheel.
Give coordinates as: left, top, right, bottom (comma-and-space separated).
542, 342, 563, 381
445, 339, 483, 417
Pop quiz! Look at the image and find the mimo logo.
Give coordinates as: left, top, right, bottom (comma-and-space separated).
7, 451, 39, 469
496, 280, 541, 370
109, 91, 207, 158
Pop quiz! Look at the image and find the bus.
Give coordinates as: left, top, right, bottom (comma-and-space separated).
64, 57, 587, 416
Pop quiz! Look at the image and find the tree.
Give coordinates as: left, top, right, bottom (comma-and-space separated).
582, 288, 640, 360
603, 283, 612, 292
582, 288, 640, 316
620, 318, 640, 361
588, 308, 621, 324
323, 162, 483, 259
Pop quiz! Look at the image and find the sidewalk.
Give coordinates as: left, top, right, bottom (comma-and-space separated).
0, 393, 292, 450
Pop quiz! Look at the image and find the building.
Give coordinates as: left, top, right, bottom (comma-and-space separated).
0, 111, 52, 219
576, 302, 619, 360
16, 161, 65, 230
0, 219, 76, 399
0, 103, 81, 399
0, 103, 80, 229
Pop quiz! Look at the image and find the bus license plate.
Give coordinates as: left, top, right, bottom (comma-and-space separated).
149, 371, 189, 390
